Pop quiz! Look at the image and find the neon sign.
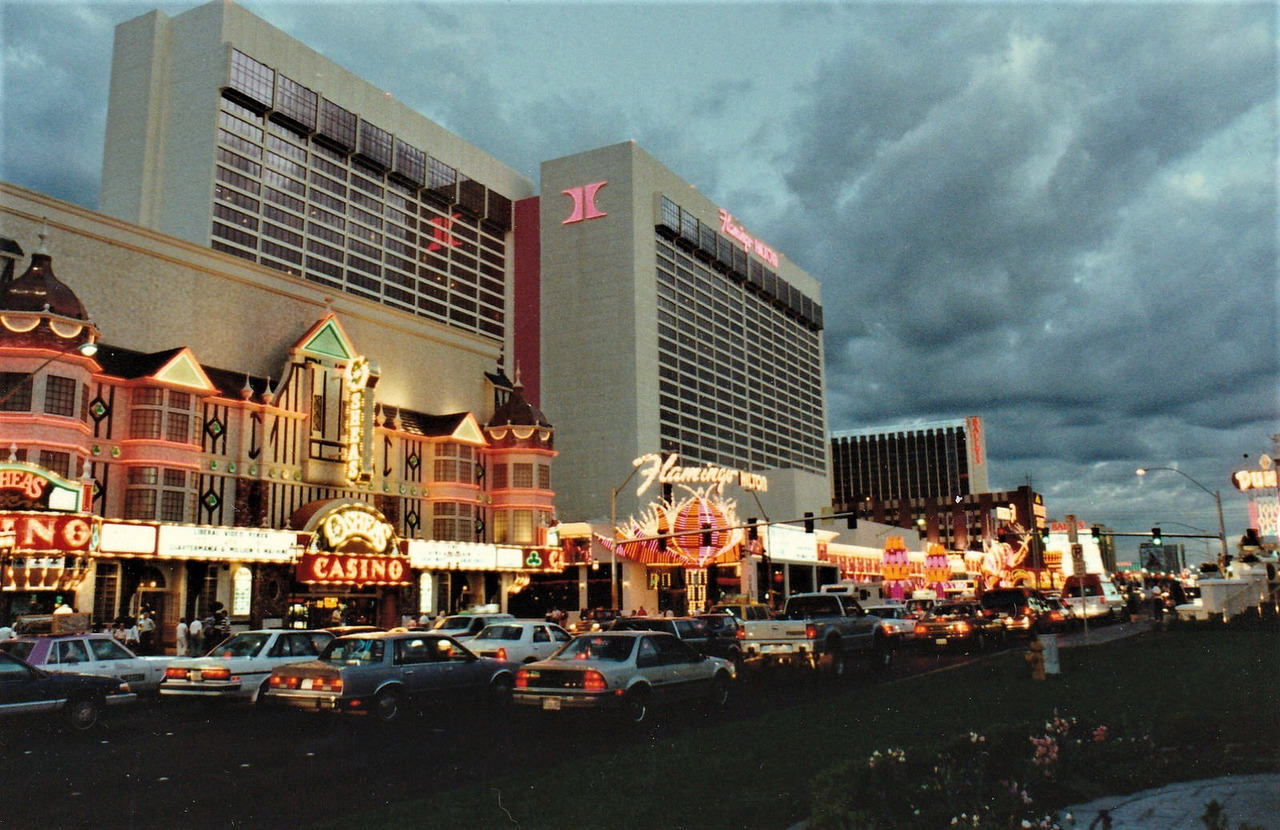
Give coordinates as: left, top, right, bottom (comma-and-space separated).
0, 513, 95, 552
344, 358, 370, 483
632, 452, 768, 498
1233, 468, 1278, 491
562, 181, 607, 224
427, 213, 463, 252
0, 470, 49, 501
298, 553, 408, 585
718, 210, 778, 267
320, 506, 394, 554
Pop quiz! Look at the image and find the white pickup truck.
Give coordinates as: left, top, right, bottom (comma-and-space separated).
737, 592, 894, 678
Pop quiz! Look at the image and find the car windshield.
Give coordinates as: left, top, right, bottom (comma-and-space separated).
322, 637, 385, 663
553, 636, 634, 662
206, 633, 270, 658
0, 641, 33, 660
473, 625, 523, 641
430, 616, 474, 632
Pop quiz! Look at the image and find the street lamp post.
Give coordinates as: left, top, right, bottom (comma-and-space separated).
608, 461, 645, 611
1136, 466, 1229, 565
0, 340, 99, 409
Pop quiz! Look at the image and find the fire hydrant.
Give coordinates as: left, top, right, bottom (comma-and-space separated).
1025, 639, 1046, 681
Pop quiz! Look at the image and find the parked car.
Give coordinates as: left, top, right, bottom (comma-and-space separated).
264, 631, 518, 722
979, 588, 1052, 636
1037, 592, 1076, 632
0, 633, 168, 695
430, 613, 516, 641
513, 631, 734, 724
708, 602, 774, 621
611, 615, 743, 670
569, 608, 622, 634
912, 602, 1006, 653
864, 604, 919, 643
0, 650, 135, 730
469, 621, 573, 663
1062, 574, 1125, 622
160, 629, 334, 704
694, 612, 746, 670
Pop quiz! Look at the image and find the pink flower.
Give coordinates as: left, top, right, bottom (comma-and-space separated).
1093, 726, 1108, 742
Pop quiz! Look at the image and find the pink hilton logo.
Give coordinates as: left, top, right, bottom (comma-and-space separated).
562, 181, 608, 224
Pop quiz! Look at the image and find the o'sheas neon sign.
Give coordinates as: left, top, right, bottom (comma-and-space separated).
298, 503, 409, 586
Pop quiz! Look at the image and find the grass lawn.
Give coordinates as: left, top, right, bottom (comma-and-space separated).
339, 625, 1279, 829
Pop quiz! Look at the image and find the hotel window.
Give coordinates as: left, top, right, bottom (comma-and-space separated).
538, 464, 551, 491
433, 443, 474, 484
511, 463, 533, 489
493, 511, 510, 544
318, 98, 357, 151
0, 373, 32, 411
124, 488, 157, 520
275, 74, 317, 130
166, 412, 191, 444
490, 463, 508, 490
160, 490, 187, 523
93, 563, 118, 626
41, 375, 76, 417
130, 409, 163, 439
39, 450, 71, 479
432, 501, 476, 542
229, 51, 274, 110
511, 509, 534, 545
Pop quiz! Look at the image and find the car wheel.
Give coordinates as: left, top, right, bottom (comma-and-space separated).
621, 687, 649, 724
251, 679, 271, 706
373, 688, 403, 723
65, 696, 103, 731
707, 673, 730, 709
490, 673, 514, 706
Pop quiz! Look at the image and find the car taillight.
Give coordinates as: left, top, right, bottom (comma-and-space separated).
515, 669, 528, 689
955, 621, 971, 634
583, 670, 607, 692
914, 624, 928, 637
269, 675, 282, 687
1018, 606, 1030, 618
735, 627, 745, 640
312, 676, 342, 692
1049, 611, 1063, 622
201, 667, 231, 681
496, 647, 507, 661
165, 667, 187, 680
805, 623, 817, 640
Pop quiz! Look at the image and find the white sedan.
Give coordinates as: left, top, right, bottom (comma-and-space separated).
469, 621, 572, 663
513, 631, 735, 723
0, 633, 169, 695
160, 629, 333, 704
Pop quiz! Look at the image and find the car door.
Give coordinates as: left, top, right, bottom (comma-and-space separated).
85, 637, 155, 691
645, 635, 693, 704
0, 652, 60, 714
392, 636, 438, 699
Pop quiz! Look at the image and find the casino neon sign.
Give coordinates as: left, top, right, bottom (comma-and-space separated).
719, 210, 779, 268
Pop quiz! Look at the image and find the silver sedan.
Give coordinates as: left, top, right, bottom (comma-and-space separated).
513, 631, 735, 723
264, 631, 517, 722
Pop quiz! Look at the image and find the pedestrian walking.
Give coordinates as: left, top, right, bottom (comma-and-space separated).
188, 616, 204, 656
175, 617, 189, 656
124, 617, 140, 649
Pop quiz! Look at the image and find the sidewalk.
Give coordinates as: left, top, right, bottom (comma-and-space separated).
1059, 773, 1280, 829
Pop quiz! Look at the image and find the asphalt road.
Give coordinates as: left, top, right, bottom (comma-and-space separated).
0, 645, 1014, 829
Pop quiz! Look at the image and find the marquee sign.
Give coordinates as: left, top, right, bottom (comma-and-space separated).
1233, 455, 1277, 491
0, 462, 85, 512
0, 511, 95, 554
298, 502, 408, 587
632, 452, 768, 498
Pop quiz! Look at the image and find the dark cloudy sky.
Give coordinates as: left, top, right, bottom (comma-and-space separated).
2, 1, 1276, 564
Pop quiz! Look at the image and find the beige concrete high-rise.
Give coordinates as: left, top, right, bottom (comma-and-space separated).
100, 0, 533, 349
538, 142, 831, 525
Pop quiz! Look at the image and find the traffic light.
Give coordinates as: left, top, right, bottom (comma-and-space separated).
1091, 525, 1102, 544
1039, 526, 1050, 545
803, 511, 814, 533
1151, 527, 1162, 546
746, 518, 758, 541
